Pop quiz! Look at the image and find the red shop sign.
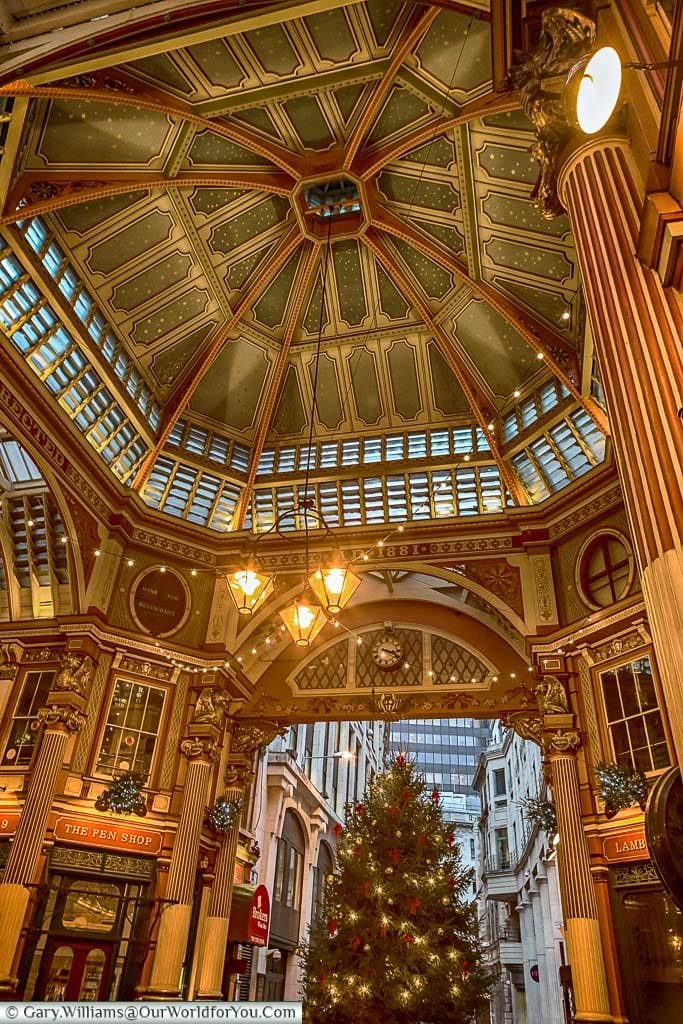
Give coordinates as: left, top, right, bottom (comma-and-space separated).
0, 812, 20, 836
228, 884, 271, 947
602, 827, 649, 862
53, 814, 163, 855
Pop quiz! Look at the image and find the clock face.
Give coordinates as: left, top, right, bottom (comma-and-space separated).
371, 634, 403, 670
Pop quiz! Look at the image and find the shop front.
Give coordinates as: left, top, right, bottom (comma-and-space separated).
604, 826, 683, 1023
224, 884, 271, 1000
17, 813, 162, 1001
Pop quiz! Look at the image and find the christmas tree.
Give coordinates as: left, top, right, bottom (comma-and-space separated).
302, 755, 489, 1023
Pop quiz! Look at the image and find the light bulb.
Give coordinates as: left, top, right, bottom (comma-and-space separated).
234, 569, 262, 596
295, 603, 315, 629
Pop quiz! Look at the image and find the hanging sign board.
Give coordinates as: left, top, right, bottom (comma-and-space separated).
228, 884, 271, 947
530, 965, 540, 983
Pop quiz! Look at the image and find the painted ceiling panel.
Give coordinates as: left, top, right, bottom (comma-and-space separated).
272, 364, 307, 435
56, 191, 144, 233
244, 25, 302, 77
282, 95, 336, 150
186, 131, 274, 167
189, 188, 250, 217
415, 10, 491, 95
348, 347, 383, 425
208, 196, 291, 255
454, 299, 537, 398
111, 252, 193, 313
306, 8, 359, 65
132, 288, 210, 346
368, 86, 432, 146
190, 337, 270, 429
126, 53, 195, 96
365, 0, 410, 47
253, 250, 301, 330
333, 241, 367, 327
86, 210, 174, 275
307, 352, 344, 430
32, 100, 173, 167
387, 340, 422, 420
428, 342, 470, 416
186, 40, 247, 89
151, 322, 218, 390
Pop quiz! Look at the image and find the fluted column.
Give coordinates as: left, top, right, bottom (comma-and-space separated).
194, 760, 251, 999
194, 718, 282, 999
145, 733, 218, 1000
545, 719, 611, 1023
557, 136, 683, 776
0, 688, 86, 990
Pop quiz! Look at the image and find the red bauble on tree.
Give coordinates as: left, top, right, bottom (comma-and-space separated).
333, 823, 343, 838
407, 896, 422, 916
387, 848, 401, 865
327, 919, 337, 937
431, 788, 440, 803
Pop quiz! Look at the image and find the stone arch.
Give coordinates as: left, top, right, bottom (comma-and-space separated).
0, 426, 83, 618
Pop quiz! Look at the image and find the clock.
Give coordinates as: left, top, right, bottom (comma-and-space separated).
371, 631, 403, 670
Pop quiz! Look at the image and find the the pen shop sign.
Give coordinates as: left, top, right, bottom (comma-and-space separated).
53, 814, 163, 855
131, 566, 190, 637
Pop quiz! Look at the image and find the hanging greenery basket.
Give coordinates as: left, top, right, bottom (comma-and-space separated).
206, 795, 243, 834
520, 795, 557, 835
95, 771, 147, 816
596, 762, 648, 818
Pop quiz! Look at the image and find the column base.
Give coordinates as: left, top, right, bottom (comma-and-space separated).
0, 883, 30, 989
145, 903, 193, 999
194, 916, 229, 1000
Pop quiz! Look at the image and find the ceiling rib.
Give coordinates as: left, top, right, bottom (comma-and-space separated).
2, 171, 294, 223
0, 78, 305, 178
369, 198, 609, 434
345, 5, 440, 168
356, 92, 520, 180
363, 226, 527, 506
233, 241, 321, 530
131, 223, 304, 491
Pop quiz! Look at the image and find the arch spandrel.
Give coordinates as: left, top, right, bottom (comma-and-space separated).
238, 596, 536, 724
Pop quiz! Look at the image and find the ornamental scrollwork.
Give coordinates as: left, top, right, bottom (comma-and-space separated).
231, 721, 286, 755
37, 705, 86, 733
507, 7, 596, 218
224, 763, 255, 791
502, 712, 543, 746
180, 737, 219, 762
545, 729, 581, 753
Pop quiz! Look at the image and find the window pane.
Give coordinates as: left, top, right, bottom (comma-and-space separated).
96, 679, 165, 779
602, 672, 622, 722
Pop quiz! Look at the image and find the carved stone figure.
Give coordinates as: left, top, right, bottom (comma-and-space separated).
54, 653, 93, 697
507, 8, 596, 218
192, 688, 222, 726
503, 712, 543, 746
536, 675, 570, 714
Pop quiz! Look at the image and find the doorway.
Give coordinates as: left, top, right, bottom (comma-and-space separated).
39, 941, 112, 1001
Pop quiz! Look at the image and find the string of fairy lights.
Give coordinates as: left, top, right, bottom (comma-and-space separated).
36, 472, 534, 687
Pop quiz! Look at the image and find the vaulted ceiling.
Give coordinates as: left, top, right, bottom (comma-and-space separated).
0, 0, 609, 532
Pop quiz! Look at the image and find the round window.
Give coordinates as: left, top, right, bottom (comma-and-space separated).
578, 532, 633, 608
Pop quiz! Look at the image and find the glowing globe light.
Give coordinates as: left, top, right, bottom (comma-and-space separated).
567, 46, 622, 135
279, 597, 327, 647
309, 552, 361, 614
226, 561, 273, 617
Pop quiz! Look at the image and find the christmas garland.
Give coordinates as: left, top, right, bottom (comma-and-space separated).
596, 761, 647, 817
206, 795, 243, 833
95, 771, 147, 816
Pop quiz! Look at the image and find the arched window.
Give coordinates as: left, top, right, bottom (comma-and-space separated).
273, 810, 306, 912
312, 841, 334, 921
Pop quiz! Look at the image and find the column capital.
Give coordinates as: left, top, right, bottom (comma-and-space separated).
37, 691, 87, 733
180, 734, 219, 763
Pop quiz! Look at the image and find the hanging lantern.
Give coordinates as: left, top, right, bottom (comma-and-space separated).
279, 595, 327, 647
309, 551, 361, 614
226, 560, 274, 617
